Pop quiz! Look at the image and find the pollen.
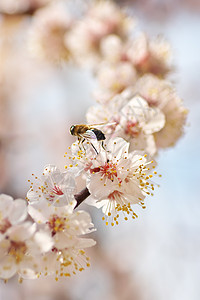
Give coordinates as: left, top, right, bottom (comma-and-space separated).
47, 214, 66, 235
8, 241, 27, 264
99, 162, 120, 183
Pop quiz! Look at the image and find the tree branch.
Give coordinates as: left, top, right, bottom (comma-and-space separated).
74, 187, 90, 208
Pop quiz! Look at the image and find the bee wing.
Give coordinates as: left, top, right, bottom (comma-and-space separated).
88, 122, 116, 128
80, 130, 97, 140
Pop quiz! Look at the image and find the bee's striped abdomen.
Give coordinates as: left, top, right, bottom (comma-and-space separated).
92, 129, 106, 141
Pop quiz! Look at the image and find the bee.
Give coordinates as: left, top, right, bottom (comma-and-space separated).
70, 123, 114, 153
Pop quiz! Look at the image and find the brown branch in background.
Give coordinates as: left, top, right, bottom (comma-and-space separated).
74, 187, 90, 208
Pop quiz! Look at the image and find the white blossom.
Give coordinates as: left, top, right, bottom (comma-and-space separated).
0, 194, 27, 235
86, 88, 133, 123
0, 0, 187, 283
113, 95, 165, 154
131, 74, 188, 148
0, 194, 53, 280
100, 34, 124, 63
87, 93, 165, 155
126, 33, 171, 77
29, 2, 72, 63
94, 61, 137, 102
65, 1, 132, 67
27, 165, 76, 206
0, 221, 53, 280
28, 199, 96, 279
83, 138, 159, 225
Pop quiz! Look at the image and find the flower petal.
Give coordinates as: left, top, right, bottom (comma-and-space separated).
74, 237, 96, 249
0, 194, 13, 220
0, 256, 17, 279
9, 199, 27, 225
6, 222, 36, 242
107, 137, 129, 160
143, 108, 165, 134
33, 230, 54, 253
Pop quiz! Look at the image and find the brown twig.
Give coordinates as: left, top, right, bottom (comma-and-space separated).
74, 187, 90, 208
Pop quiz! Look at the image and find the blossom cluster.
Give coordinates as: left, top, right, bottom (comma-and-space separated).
0, 183, 95, 281
0, 0, 187, 282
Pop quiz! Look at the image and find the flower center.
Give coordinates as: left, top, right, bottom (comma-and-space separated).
0, 218, 11, 234
100, 162, 118, 182
51, 186, 64, 196
47, 214, 66, 236
124, 120, 140, 137
8, 241, 27, 264
108, 190, 123, 200
47, 185, 64, 202
90, 167, 101, 173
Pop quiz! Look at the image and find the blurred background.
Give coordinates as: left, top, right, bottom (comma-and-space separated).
0, 0, 199, 299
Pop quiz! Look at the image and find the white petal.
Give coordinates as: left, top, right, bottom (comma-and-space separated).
6, 222, 36, 242
62, 171, 76, 191
107, 137, 129, 160
85, 196, 108, 209
121, 95, 149, 123
128, 152, 146, 169
9, 199, 27, 225
102, 199, 116, 216
27, 188, 42, 204
128, 132, 156, 156
0, 194, 13, 220
18, 256, 41, 279
123, 181, 145, 204
33, 230, 54, 253
0, 239, 10, 259
54, 232, 76, 249
19, 267, 38, 279
69, 210, 95, 235
0, 256, 17, 279
87, 174, 116, 200
144, 134, 157, 156
43, 164, 60, 176
52, 200, 76, 216
37, 252, 58, 275
28, 199, 54, 222
74, 238, 96, 249
143, 108, 165, 134
51, 193, 75, 207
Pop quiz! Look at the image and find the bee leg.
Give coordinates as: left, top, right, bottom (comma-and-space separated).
101, 141, 106, 151
102, 141, 111, 153
77, 137, 85, 152
81, 138, 86, 151
91, 142, 99, 155
77, 137, 81, 149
